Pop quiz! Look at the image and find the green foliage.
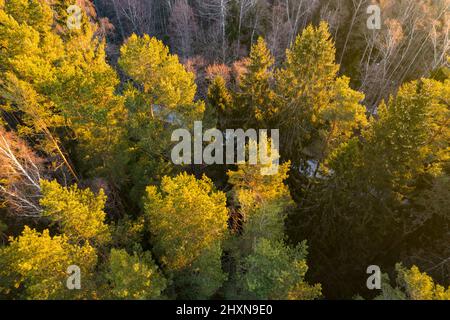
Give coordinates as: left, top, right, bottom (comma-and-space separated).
119, 34, 203, 120
228, 160, 293, 243
327, 77, 449, 209
104, 248, 166, 300
0, 0, 64, 132
430, 59, 450, 82
144, 173, 228, 298
362, 81, 444, 193
122, 85, 176, 202
119, 35, 205, 201
237, 37, 276, 127
207, 76, 233, 129
0, 226, 97, 299
3, 0, 53, 33
0, 0, 447, 301
275, 22, 366, 168
145, 173, 228, 271
40, 180, 111, 246
242, 239, 321, 300
225, 153, 320, 300
173, 242, 228, 300
112, 215, 145, 251
295, 74, 450, 298
375, 264, 450, 300
0, 0, 127, 181
52, 34, 128, 180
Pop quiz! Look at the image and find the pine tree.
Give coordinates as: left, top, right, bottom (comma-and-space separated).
0, 0, 128, 182
241, 239, 322, 300
225, 142, 320, 300
227, 158, 293, 245
0, 226, 97, 299
144, 173, 228, 299
0, 0, 66, 157
104, 248, 166, 300
119, 34, 203, 121
40, 180, 111, 246
357, 78, 449, 199
275, 22, 366, 173
207, 76, 233, 130
375, 264, 450, 300
295, 75, 450, 297
49, 6, 128, 181
236, 37, 276, 127
119, 35, 205, 202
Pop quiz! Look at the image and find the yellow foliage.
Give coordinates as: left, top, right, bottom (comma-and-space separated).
0, 226, 97, 299
144, 173, 228, 271
396, 264, 450, 300
40, 180, 111, 246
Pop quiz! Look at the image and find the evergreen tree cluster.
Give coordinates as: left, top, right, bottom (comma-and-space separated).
0, 1, 448, 300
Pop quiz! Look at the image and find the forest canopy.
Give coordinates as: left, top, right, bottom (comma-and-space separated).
0, 0, 449, 300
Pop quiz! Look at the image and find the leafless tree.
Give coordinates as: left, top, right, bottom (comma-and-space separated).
0, 128, 44, 217
359, 0, 450, 111
338, 0, 368, 66
248, 0, 270, 46
195, 0, 231, 61
169, 0, 198, 58
430, 9, 450, 69
235, 0, 257, 56
116, 0, 154, 35
284, 0, 320, 46
267, 0, 320, 61
267, 4, 290, 61
99, 0, 174, 39
320, 0, 342, 36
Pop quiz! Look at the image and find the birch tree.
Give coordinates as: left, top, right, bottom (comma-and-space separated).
169, 0, 198, 58
195, 0, 230, 61
0, 128, 43, 217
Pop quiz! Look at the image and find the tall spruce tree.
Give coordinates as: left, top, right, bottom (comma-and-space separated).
236, 37, 276, 128
119, 35, 205, 202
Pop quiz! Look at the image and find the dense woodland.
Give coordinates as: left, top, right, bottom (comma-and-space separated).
0, 0, 449, 300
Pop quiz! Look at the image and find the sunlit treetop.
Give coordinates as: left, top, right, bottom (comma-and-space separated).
376, 264, 450, 300
0, 226, 97, 299
119, 34, 204, 122
104, 248, 167, 300
144, 173, 228, 271
40, 180, 111, 246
